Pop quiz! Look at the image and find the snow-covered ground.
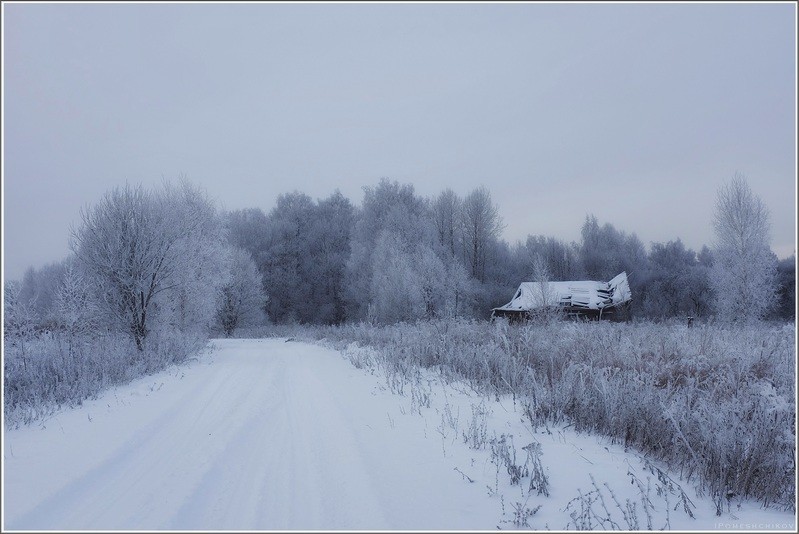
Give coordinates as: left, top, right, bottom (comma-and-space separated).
3, 339, 796, 531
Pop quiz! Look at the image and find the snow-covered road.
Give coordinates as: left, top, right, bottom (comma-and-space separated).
4, 338, 796, 531
3, 339, 498, 530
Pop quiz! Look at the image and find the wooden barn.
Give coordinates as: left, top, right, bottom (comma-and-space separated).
491, 272, 632, 321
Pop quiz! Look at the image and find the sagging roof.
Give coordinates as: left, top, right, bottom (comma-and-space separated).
492, 272, 632, 314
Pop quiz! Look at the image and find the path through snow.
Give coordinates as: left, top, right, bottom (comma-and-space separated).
3, 339, 496, 530
3, 338, 796, 531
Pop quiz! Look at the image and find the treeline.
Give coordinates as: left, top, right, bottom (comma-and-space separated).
224, 177, 795, 325
6, 177, 796, 339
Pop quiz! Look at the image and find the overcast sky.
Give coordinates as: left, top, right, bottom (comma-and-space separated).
3, 2, 796, 282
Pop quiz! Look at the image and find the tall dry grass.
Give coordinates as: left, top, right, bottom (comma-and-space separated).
4, 329, 207, 428
298, 318, 795, 513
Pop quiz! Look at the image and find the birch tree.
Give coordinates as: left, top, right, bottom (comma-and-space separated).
711, 172, 777, 322
461, 186, 504, 283
432, 189, 462, 259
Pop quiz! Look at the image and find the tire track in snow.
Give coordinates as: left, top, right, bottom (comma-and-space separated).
278, 354, 390, 529
7, 344, 281, 529
166, 352, 290, 529
4, 339, 493, 530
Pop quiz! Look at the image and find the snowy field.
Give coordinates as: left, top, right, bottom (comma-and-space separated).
3, 338, 796, 531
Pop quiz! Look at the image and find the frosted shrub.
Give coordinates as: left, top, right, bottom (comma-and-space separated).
310, 318, 795, 512
342, 344, 376, 372
504, 499, 541, 529
565, 466, 697, 530
490, 434, 527, 486
4, 328, 207, 428
564, 474, 652, 531
524, 441, 550, 497
463, 402, 489, 450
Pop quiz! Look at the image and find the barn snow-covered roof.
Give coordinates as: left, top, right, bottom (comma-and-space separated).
493, 271, 632, 313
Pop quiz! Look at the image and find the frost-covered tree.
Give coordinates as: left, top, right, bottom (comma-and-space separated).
442, 256, 475, 318
3, 280, 37, 353
639, 240, 712, 319
530, 254, 558, 307
17, 261, 69, 328
159, 183, 231, 335
55, 260, 97, 334
580, 215, 608, 280
697, 245, 714, 268
55, 260, 99, 355
369, 230, 421, 324
224, 208, 271, 264
580, 215, 645, 281
416, 246, 450, 319
685, 266, 713, 318
226, 191, 353, 325
217, 248, 267, 336
711, 173, 778, 322
346, 179, 431, 320
260, 192, 316, 323
71, 180, 229, 350
522, 235, 582, 282
432, 189, 462, 259
460, 186, 504, 283
367, 223, 472, 324
306, 191, 354, 324
578, 215, 648, 316
771, 255, 796, 321
525, 253, 564, 323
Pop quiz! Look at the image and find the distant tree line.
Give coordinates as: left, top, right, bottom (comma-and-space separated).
5, 175, 795, 350
219, 176, 793, 325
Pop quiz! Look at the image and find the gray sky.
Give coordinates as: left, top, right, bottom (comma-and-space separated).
3, 2, 796, 282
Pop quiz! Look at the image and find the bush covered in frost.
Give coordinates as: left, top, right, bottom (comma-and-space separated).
4, 328, 207, 428
304, 318, 795, 513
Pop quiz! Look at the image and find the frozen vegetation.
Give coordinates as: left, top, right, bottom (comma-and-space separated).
283, 318, 796, 516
